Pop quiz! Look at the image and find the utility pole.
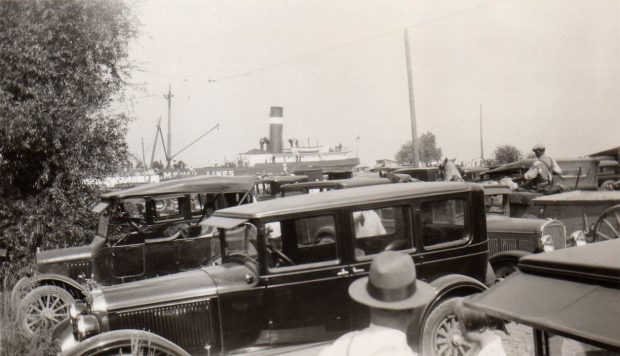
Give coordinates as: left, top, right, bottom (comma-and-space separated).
479, 104, 484, 163
404, 29, 419, 167
164, 84, 174, 168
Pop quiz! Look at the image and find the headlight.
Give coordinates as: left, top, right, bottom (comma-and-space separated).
69, 302, 88, 320
539, 235, 554, 252
570, 230, 587, 247
75, 315, 100, 341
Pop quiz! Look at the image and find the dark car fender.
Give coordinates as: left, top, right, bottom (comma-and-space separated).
27, 273, 88, 299
489, 250, 531, 269
409, 274, 487, 346
60, 328, 190, 356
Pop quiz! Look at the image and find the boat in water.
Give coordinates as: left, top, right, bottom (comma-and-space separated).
190, 106, 360, 178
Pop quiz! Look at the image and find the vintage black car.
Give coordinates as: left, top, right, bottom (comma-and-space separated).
12, 175, 256, 335
55, 182, 493, 356
466, 238, 620, 355
482, 184, 568, 278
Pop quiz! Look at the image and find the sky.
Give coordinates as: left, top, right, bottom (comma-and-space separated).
120, 0, 620, 168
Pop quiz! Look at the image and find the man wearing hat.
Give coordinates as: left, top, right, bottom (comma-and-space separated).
523, 143, 562, 192
319, 251, 435, 356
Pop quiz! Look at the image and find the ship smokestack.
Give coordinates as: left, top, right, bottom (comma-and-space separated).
268, 106, 283, 154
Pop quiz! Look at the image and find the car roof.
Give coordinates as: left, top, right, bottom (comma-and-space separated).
533, 190, 620, 205
256, 175, 308, 184
213, 182, 479, 219
487, 157, 600, 174
393, 167, 439, 174
466, 239, 620, 350
280, 177, 390, 190
477, 184, 511, 195
100, 175, 257, 199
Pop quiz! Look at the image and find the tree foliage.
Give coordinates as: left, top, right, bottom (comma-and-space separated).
0, 0, 136, 274
395, 132, 443, 166
493, 144, 523, 164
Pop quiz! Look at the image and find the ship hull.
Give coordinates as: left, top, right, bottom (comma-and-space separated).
191, 157, 360, 177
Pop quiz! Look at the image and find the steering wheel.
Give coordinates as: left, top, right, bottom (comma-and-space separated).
384, 239, 408, 251
267, 246, 294, 266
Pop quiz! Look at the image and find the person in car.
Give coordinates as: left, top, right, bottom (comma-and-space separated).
319, 251, 435, 356
522, 143, 563, 193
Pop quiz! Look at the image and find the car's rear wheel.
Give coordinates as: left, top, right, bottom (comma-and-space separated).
493, 263, 517, 280
17, 285, 74, 336
422, 297, 477, 356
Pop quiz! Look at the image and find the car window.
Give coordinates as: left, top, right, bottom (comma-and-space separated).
546, 333, 616, 356
421, 198, 468, 248
484, 194, 506, 215
266, 215, 338, 271
352, 206, 413, 258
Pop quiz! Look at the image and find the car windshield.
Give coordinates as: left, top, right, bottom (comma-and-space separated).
219, 223, 258, 262
484, 194, 506, 215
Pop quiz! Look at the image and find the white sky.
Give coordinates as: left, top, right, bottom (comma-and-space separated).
121, 0, 620, 167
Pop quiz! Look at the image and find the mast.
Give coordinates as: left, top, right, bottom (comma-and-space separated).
164, 84, 174, 168
150, 116, 162, 169
404, 29, 420, 167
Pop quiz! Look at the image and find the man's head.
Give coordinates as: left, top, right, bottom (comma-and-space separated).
348, 251, 435, 311
532, 143, 546, 157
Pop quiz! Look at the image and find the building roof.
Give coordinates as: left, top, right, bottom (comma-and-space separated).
465, 239, 620, 350
212, 182, 479, 219
100, 175, 257, 199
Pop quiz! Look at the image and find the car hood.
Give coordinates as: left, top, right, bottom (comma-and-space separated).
36, 245, 92, 266
486, 215, 545, 234
99, 263, 258, 312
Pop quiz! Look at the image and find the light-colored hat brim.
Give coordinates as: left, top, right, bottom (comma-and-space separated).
348, 277, 436, 310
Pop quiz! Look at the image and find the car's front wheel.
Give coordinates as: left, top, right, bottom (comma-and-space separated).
17, 285, 74, 336
421, 297, 477, 356
68, 330, 191, 356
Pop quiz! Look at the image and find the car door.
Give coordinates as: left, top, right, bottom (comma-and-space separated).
263, 213, 353, 345
346, 203, 417, 329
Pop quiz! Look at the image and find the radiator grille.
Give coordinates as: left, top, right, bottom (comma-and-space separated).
112, 300, 212, 352
543, 222, 566, 250
488, 235, 536, 255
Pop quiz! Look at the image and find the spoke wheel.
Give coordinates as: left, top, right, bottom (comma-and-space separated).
17, 285, 74, 336
422, 297, 478, 356
77, 330, 190, 356
593, 204, 620, 242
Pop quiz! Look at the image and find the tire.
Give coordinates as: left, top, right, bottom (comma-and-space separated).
599, 180, 615, 191
493, 263, 517, 280
10, 276, 33, 310
421, 297, 478, 356
73, 330, 190, 356
17, 285, 74, 336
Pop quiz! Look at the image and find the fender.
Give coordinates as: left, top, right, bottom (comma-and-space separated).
409, 274, 487, 346
27, 273, 88, 299
64, 329, 191, 356
489, 250, 531, 267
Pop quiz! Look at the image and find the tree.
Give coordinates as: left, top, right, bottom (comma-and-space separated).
493, 145, 523, 164
0, 0, 137, 275
395, 132, 443, 166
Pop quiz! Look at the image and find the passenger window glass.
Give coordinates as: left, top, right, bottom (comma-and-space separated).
266, 215, 338, 270
484, 194, 505, 215
352, 207, 412, 258
421, 199, 468, 247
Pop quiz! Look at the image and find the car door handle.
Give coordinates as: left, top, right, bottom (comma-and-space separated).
336, 268, 349, 276
352, 267, 365, 273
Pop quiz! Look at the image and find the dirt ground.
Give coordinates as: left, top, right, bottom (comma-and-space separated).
501, 322, 535, 356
